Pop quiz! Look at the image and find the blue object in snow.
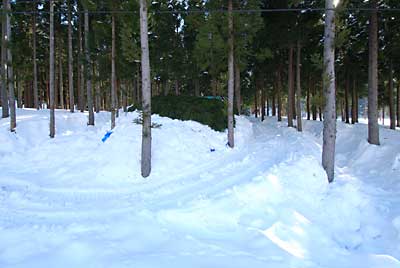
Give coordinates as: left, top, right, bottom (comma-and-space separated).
102, 131, 113, 142
210, 148, 216, 152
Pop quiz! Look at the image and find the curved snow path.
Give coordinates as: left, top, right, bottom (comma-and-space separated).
1, 117, 299, 225
0, 110, 399, 268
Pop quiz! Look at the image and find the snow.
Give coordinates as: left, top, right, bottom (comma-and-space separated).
0, 108, 399, 268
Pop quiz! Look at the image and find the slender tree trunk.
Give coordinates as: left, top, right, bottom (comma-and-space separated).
352, 77, 357, 124
194, 78, 200, 97
122, 82, 127, 112
33, 0, 39, 110
254, 88, 258, 118
85, 9, 94, 125
234, 61, 241, 114
307, 76, 311, 120
211, 78, 216, 96
59, 52, 64, 109
287, 46, 294, 127
68, 0, 74, 112
322, 0, 336, 183
94, 63, 100, 113
49, 0, 55, 138
111, 14, 116, 129
277, 67, 282, 121
1, 0, 9, 118
140, 0, 152, 177
345, 71, 350, 123
78, 13, 85, 112
6, 0, 15, 131
272, 92, 276, 116
261, 83, 265, 121
397, 82, 400, 127
296, 41, 302, 132
355, 90, 359, 122
17, 74, 22, 108
368, 0, 379, 145
227, 0, 234, 148
389, 60, 395, 130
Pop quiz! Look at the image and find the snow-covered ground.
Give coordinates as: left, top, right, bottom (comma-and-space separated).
0, 108, 399, 268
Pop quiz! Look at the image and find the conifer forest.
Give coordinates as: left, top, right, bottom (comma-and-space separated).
0, 1, 400, 267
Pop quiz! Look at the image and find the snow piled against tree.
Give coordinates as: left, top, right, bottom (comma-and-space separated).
0, 109, 399, 268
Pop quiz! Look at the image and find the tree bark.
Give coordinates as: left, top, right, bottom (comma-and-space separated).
78, 12, 85, 112
254, 88, 258, 118
345, 70, 350, 123
140, 0, 152, 177
306, 76, 311, 120
59, 51, 64, 109
234, 61, 241, 114
68, 0, 74, 112
351, 77, 357, 124
367, 0, 380, 145
111, 14, 116, 129
296, 41, 302, 132
85, 9, 94, 125
1, 0, 9, 118
94, 63, 100, 113
227, 0, 234, 148
389, 60, 395, 130
287, 46, 294, 127
261, 81, 265, 121
194, 78, 200, 97
397, 82, 400, 127
277, 66, 282, 121
322, 0, 336, 183
49, 0, 55, 138
17, 74, 22, 108
6, 0, 15, 131
33, 0, 39, 110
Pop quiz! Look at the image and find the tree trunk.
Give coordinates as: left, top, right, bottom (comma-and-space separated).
85, 9, 94, 125
111, 14, 116, 129
277, 67, 282, 121
367, 0, 380, 145
397, 82, 400, 127
68, 0, 74, 112
261, 83, 265, 121
175, 80, 179, 96
351, 77, 357, 124
234, 61, 241, 114
254, 88, 258, 118
49, 0, 55, 138
6, 0, 15, 131
389, 60, 395, 130
287, 46, 294, 127
33, 0, 39, 109
78, 13, 85, 112
345, 71, 350, 123
94, 63, 100, 113
306, 76, 310, 120
227, 0, 234, 148
1, 0, 9, 118
322, 0, 336, 183
194, 78, 200, 97
272, 93, 276, 116
17, 74, 22, 108
59, 51, 64, 109
296, 41, 302, 132
140, 0, 152, 177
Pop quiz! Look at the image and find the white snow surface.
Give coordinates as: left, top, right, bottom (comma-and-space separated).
0, 108, 399, 268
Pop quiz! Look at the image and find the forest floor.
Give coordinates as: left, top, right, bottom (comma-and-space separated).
0, 108, 399, 268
